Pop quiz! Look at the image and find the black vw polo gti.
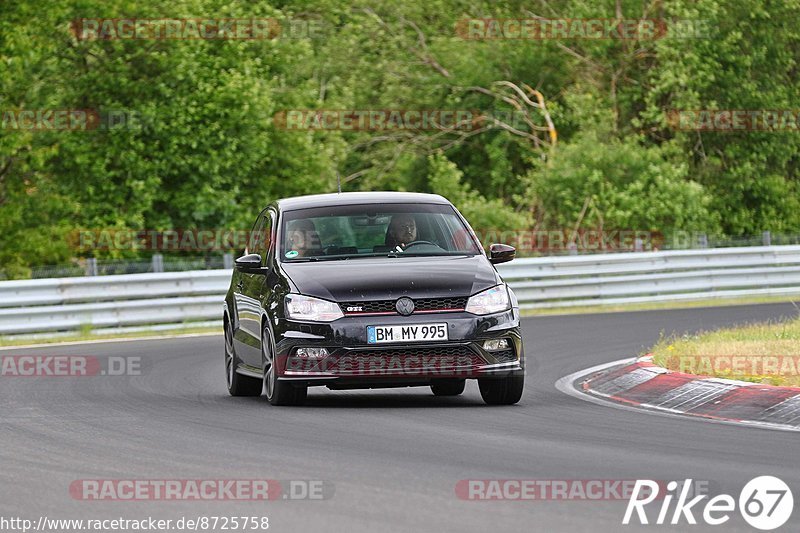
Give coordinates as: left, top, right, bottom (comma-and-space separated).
223, 192, 524, 406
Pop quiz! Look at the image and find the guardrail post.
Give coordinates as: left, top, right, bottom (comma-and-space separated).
152, 254, 164, 273
762, 231, 771, 246
85, 257, 98, 276
223, 253, 233, 269
698, 234, 708, 249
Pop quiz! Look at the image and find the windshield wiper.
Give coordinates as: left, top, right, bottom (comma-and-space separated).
387, 251, 474, 258
313, 253, 386, 261
289, 252, 474, 261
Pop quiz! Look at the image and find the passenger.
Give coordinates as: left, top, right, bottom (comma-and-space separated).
286, 219, 321, 257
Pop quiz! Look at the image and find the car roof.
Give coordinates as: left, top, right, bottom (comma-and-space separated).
275, 191, 451, 211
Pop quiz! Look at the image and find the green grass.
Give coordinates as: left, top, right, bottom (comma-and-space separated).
650, 316, 800, 387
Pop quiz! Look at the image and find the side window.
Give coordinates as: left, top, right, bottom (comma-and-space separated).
254, 211, 273, 263
248, 213, 266, 255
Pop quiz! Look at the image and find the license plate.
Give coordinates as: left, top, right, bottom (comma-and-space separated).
367, 323, 448, 344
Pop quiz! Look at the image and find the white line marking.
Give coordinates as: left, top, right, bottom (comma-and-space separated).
0, 332, 219, 351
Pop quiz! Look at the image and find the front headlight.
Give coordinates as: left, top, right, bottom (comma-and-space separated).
466, 285, 510, 315
285, 294, 343, 322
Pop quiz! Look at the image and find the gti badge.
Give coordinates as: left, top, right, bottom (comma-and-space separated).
395, 297, 415, 316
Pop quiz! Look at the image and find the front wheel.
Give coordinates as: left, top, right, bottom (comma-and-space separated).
262, 324, 307, 406
478, 374, 524, 405
225, 320, 262, 397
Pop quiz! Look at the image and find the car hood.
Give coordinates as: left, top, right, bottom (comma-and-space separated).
280, 255, 500, 302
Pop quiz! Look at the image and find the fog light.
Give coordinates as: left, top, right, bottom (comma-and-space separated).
483, 339, 510, 352
295, 347, 329, 359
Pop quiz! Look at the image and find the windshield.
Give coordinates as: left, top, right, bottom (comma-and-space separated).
279, 203, 482, 261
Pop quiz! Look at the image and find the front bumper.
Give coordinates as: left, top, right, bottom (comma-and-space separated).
273, 308, 524, 385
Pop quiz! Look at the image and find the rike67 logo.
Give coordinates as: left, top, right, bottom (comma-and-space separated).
624, 476, 793, 530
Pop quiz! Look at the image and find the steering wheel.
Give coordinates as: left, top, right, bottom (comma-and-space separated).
401, 240, 440, 249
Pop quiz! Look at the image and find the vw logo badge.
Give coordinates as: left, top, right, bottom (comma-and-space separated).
395, 297, 415, 316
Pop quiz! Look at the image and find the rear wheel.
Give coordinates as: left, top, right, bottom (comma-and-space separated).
478, 374, 524, 405
262, 324, 307, 406
430, 379, 466, 396
225, 319, 262, 397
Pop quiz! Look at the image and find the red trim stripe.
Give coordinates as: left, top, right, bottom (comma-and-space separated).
344, 308, 466, 316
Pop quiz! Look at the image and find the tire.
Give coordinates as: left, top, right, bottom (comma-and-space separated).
225, 319, 262, 397
478, 374, 524, 405
430, 379, 466, 396
262, 324, 308, 406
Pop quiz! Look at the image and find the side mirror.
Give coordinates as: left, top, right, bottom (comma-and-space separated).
234, 253, 263, 272
489, 243, 515, 265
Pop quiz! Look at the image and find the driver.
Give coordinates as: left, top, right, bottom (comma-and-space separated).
387, 214, 417, 250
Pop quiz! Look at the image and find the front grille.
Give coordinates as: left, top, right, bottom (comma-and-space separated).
340, 297, 468, 315
343, 345, 479, 359
415, 297, 468, 311
320, 345, 485, 376
341, 300, 395, 314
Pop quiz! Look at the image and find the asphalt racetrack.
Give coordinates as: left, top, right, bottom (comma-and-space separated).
2, 303, 798, 532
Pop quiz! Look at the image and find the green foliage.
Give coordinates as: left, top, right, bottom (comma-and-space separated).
642, 0, 800, 234
1, 0, 798, 277
427, 152, 531, 230
526, 132, 719, 237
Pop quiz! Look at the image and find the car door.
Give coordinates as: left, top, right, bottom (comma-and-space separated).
233, 210, 270, 367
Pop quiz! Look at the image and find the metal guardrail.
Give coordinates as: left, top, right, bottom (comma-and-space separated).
0, 271, 228, 335
1, 246, 799, 336
500, 245, 800, 309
